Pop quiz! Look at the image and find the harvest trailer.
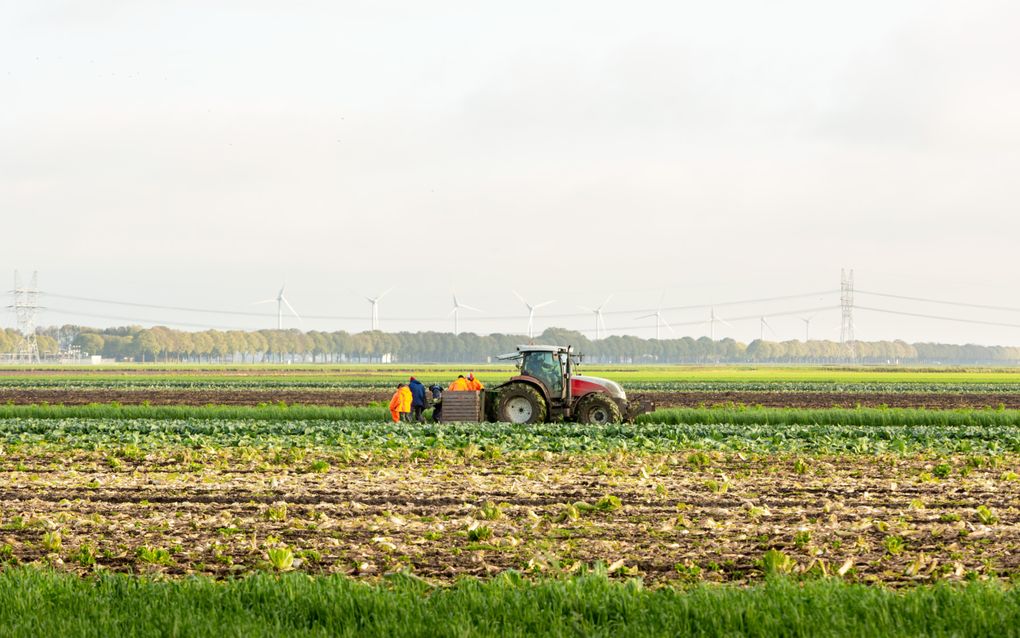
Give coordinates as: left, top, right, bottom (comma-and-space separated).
440, 345, 653, 424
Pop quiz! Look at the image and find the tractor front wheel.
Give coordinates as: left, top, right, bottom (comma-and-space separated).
574, 393, 623, 425
496, 383, 547, 424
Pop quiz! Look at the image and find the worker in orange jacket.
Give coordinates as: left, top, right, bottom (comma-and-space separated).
398, 383, 412, 421
448, 375, 470, 391
388, 383, 406, 422
466, 373, 484, 391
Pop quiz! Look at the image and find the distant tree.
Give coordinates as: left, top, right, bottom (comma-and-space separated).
134, 330, 160, 362
36, 335, 59, 356
73, 333, 105, 357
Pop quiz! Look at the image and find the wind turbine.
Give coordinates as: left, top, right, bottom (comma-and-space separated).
254, 284, 300, 330
709, 307, 733, 341
449, 293, 482, 335
513, 291, 555, 339
579, 295, 613, 340
366, 288, 392, 331
801, 313, 817, 342
759, 316, 778, 342
636, 293, 674, 340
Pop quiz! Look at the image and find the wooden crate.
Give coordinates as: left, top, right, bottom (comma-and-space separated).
440, 391, 484, 422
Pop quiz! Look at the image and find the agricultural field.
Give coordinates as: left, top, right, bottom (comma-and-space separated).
2, 407, 1020, 585
2, 367, 1020, 635
5, 364, 1020, 409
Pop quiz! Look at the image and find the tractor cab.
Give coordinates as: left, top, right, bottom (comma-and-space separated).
517, 347, 568, 399
498, 345, 574, 405
491, 345, 651, 424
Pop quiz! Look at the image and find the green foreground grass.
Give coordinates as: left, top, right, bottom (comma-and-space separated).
0, 567, 1017, 638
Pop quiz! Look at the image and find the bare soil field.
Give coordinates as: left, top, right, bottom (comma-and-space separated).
632, 391, 1020, 410
0, 388, 387, 406
1, 449, 1017, 585
3, 387, 1020, 409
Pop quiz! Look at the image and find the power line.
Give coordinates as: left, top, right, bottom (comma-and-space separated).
45, 294, 290, 319
857, 290, 1020, 313
856, 306, 1020, 329
43, 304, 839, 338
621, 290, 838, 316
666, 305, 838, 328
619, 306, 838, 335
43, 289, 839, 322
44, 308, 252, 330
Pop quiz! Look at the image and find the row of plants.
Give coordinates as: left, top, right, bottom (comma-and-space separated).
3, 414, 1020, 453
3, 402, 1020, 425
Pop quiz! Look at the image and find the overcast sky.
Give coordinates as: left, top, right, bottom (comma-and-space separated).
3, 1, 1020, 345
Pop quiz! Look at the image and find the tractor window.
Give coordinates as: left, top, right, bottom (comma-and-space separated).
521, 351, 563, 397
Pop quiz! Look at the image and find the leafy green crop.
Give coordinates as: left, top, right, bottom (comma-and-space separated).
2, 412, 1019, 455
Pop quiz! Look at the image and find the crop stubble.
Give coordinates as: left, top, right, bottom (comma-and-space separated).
1, 449, 1017, 585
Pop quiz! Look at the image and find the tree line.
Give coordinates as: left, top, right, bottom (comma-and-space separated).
0, 329, 60, 357
0, 325, 1016, 365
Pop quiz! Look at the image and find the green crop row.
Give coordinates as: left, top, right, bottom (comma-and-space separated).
0, 567, 1017, 638
3, 415, 1020, 454
4, 363, 1020, 382
3, 364, 1020, 388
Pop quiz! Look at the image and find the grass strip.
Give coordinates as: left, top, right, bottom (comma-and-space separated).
5, 402, 1020, 428
0, 567, 1017, 637
3, 403, 1020, 427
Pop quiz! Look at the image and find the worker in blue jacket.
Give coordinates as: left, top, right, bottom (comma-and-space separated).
408, 376, 428, 423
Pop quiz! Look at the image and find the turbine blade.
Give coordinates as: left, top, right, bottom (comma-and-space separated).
512, 290, 529, 307
578, 305, 595, 312
282, 297, 300, 320
460, 304, 483, 313
598, 294, 614, 311
661, 315, 676, 335
253, 299, 276, 305
377, 287, 393, 301
534, 300, 555, 309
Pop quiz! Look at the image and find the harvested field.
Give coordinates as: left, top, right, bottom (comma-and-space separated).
2, 416, 1019, 586
2, 448, 1018, 584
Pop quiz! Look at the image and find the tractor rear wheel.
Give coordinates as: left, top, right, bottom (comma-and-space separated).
575, 393, 623, 425
496, 383, 547, 424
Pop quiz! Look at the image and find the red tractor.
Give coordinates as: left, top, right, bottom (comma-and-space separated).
488, 345, 653, 424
